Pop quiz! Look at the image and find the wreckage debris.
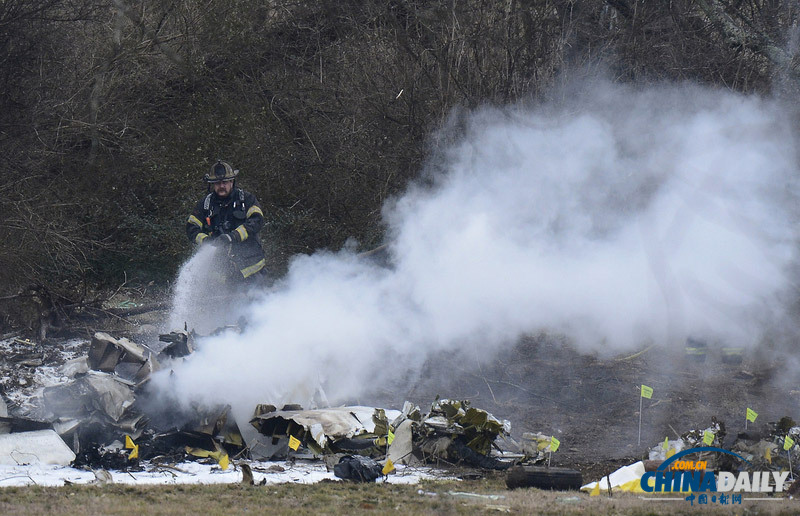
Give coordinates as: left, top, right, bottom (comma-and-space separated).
0, 429, 76, 466
158, 330, 194, 359
0, 329, 248, 471
581, 461, 647, 494
250, 405, 402, 458
88, 332, 152, 373
449, 439, 512, 471
506, 466, 583, 490
580, 416, 800, 496
0, 328, 544, 479
0, 415, 52, 434
72, 441, 137, 471
42, 370, 148, 450
333, 455, 384, 482
249, 398, 517, 472
729, 416, 800, 472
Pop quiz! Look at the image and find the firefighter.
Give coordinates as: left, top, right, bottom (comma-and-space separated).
186, 160, 267, 281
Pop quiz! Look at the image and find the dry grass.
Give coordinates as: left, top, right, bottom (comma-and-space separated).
0, 478, 797, 515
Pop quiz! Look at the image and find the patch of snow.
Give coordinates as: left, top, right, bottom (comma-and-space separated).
1, 338, 88, 418
0, 460, 454, 487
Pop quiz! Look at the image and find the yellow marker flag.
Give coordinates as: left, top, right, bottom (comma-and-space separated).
589, 481, 601, 496
550, 436, 560, 452
666, 448, 676, 459
128, 444, 139, 460
784, 436, 795, 451
765, 446, 773, 464
746, 408, 758, 423
640, 385, 653, 399
702, 430, 714, 445
185, 446, 229, 468
387, 430, 395, 446
288, 435, 301, 451
382, 458, 395, 475
662, 437, 669, 451
125, 435, 135, 449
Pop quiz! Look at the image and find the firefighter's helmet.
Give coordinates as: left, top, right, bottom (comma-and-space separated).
204, 160, 239, 183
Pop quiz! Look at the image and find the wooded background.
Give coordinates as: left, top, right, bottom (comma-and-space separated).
0, 0, 798, 313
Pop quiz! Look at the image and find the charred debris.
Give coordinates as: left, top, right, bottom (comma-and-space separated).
3, 331, 797, 489
0, 329, 544, 478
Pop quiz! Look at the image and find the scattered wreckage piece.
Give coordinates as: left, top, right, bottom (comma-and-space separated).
88, 332, 155, 372
42, 371, 150, 454
387, 419, 415, 466
646, 419, 731, 465
448, 439, 513, 471
580, 461, 647, 493
0, 397, 7, 434
506, 465, 583, 490
43, 371, 139, 424
333, 455, 384, 482
729, 416, 800, 471
418, 399, 511, 455
88, 332, 159, 383
72, 440, 139, 470
519, 432, 561, 465
134, 403, 246, 466
648, 437, 686, 461
240, 463, 255, 485
0, 394, 77, 465
250, 405, 401, 458
5, 329, 252, 472
682, 417, 726, 445
185, 404, 246, 459
158, 330, 195, 359
0, 429, 75, 466
185, 441, 230, 470
59, 356, 90, 378
0, 416, 52, 434
409, 399, 513, 470
249, 399, 515, 471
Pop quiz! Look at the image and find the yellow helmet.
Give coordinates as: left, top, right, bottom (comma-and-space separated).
204, 160, 239, 183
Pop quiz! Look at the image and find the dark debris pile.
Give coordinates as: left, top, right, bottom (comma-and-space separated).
1, 330, 541, 475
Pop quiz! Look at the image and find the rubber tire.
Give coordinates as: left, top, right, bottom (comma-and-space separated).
505, 465, 583, 490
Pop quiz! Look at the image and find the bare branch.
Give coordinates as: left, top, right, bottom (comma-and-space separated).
696, 0, 800, 80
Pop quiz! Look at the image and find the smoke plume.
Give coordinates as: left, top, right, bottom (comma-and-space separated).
156, 79, 799, 415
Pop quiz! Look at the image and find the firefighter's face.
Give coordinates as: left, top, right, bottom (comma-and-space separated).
213, 179, 233, 198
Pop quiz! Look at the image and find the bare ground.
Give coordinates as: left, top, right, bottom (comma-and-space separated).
387, 334, 800, 482
0, 478, 797, 515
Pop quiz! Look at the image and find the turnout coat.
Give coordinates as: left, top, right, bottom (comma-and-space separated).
186, 188, 266, 279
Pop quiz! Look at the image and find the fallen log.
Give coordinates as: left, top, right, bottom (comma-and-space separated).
91, 301, 170, 317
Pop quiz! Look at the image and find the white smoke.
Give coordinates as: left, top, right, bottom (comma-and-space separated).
156, 80, 799, 415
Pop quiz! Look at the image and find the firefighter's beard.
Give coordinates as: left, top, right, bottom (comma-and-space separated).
213, 181, 234, 199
